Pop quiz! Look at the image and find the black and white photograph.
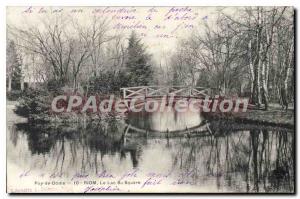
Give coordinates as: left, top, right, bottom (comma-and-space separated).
6, 6, 295, 193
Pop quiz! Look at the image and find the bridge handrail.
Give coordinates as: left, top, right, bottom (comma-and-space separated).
121, 86, 213, 99
120, 85, 209, 90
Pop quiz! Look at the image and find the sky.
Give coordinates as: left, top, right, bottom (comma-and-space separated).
6, 6, 227, 63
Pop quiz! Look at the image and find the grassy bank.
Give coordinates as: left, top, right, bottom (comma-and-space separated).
203, 107, 294, 129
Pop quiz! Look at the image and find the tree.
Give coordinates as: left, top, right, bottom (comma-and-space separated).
169, 40, 199, 86
171, 15, 248, 94
9, 14, 127, 93
169, 7, 294, 110
7, 40, 22, 91
227, 7, 291, 110
125, 31, 153, 86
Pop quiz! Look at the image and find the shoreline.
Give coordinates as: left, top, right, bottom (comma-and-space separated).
203, 108, 294, 129
7, 100, 295, 129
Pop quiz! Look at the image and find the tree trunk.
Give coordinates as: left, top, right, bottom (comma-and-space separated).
8, 75, 12, 92
253, 8, 263, 108
261, 62, 269, 110
252, 55, 262, 107
73, 77, 77, 92
283, 66, 291, 111
256, 60, 262, 107
20, 77, 24, 91
282, 43, 293, 111
248, 40, 255, 102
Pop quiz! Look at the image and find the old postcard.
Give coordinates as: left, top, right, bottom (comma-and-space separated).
6, 6, 295, 193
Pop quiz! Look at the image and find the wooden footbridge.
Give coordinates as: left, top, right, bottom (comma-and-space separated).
120, 86, 215, 100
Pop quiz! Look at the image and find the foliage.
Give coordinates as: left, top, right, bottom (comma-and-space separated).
6, 40, 22, 90
7, 90, 23, 101
125, 31, 153, 86
87, 71, 129, 95
14, 88, 50, 121
46, 79, 67, 94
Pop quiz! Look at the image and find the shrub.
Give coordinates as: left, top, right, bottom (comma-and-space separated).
14, 88, 51, 121
7, 90, 23, 101
46, 79, 66, 94
87, 71, 128, 95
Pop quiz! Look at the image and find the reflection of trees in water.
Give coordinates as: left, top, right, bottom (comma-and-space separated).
170, 130, 294, 193
14, 120, 143, 175
11, 122, 294, 192
15, 123, 57, 154
9, 124, 19, 146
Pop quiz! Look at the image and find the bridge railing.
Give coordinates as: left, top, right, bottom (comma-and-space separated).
120, 86, 212, 99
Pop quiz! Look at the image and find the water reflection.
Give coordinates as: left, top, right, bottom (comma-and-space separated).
126, 106, 203, 132
7, 119, 294, 193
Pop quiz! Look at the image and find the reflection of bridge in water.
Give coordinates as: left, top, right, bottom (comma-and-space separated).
120, 120, 293, 142
122, 121, 212, 139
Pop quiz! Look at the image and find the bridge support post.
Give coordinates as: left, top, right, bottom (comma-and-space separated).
166, 128, 169, 139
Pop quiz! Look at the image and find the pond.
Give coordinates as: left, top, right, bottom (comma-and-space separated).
7, 109, 295, 193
